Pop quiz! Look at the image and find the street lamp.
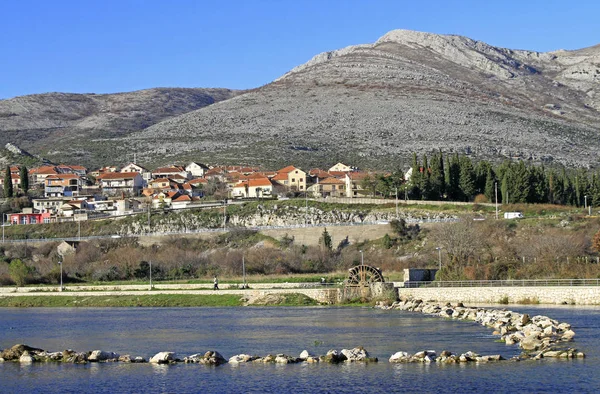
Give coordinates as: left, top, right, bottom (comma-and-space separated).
149, 260, 153, 290
359, 250, 364, 266
584, 195, 588, 210
242, 254, 247, 289
495, 182, 499, 220
436, 247, 443, 283
58, 260, 63, 292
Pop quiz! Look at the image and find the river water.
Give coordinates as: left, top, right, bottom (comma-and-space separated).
0, 305, 598, 393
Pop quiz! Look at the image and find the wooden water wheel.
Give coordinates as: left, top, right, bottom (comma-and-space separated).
346, 265, 385, 287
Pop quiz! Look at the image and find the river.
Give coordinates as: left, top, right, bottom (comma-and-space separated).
0, 305, 598, 393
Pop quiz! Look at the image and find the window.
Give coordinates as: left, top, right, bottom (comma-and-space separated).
291, 178, 295, 182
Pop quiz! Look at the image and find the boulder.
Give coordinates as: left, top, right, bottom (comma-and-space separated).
275, 354, 299, 364
321, 350, 347, 363
520, 335, 543, 351
62, 350, 88, 363
306, 356, 320, 363
229, 354, 258, 364
520, 314, 531, 325
19, 351, 34, 363
88, 350, 120, 362
341, 347, 371, 362
389, 351, 410, 363
149, 352, 175, 364
299, 350, 314, 360
562, 330, 576, 341
199, 351, 227, 366
0, 344, 44, 361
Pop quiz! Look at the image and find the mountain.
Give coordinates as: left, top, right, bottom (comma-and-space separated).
128, 30, 600, 169
0, 88, 239, 167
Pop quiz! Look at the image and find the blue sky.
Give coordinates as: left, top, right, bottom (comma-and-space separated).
1, 0, 598, 99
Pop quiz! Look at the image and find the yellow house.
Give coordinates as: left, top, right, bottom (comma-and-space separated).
272, 165, 306, 192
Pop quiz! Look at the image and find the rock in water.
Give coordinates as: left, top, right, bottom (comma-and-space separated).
150, 352, 175, 364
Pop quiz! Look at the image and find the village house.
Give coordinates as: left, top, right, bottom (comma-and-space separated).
44, 174, 83, 197
272, 165, 307, 193
152, 166, 189, 180
345, 172, 370, 198
0, 173, 21, 190
9, 208, 52, 225
29, 166, 59, 185
231, 177, 277, 198
185, 162, 209, 178
121, 162, 151, 185
328, 162, 358, 173
308, 176, 346, 198
96, 172, 143, 196
32, 197, 68, 213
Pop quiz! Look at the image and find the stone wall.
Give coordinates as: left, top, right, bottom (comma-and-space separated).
398, 286, 600, 305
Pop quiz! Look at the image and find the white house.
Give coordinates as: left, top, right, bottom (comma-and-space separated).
97, 172, 144, 196
185, 162, 209, 178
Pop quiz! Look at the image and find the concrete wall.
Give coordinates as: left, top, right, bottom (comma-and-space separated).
398, 286, 600, 305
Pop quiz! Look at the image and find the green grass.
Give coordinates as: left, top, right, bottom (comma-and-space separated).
0, 294, 245, 307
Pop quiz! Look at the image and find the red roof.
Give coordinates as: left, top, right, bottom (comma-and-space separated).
278, 165, 298, 173
319, 177, 345, 185
97, 172, 138, 180
272, 173, 288, 181
152, 166, 184, 174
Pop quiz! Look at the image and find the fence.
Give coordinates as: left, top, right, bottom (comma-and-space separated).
402, 278, 600, 288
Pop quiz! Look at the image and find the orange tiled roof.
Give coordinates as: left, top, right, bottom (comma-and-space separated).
278, 165, 297, 173
173, 194, 192, 202
319, 177, 345, 185
272, 173, 288, 181
97, 172, 138, 180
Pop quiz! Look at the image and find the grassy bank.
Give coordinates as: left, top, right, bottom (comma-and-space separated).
0, 294, 245, 308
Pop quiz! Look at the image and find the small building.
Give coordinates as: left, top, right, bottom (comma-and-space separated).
9, 212, 52, 225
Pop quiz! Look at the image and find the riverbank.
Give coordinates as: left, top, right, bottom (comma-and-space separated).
0, 294, 245, 307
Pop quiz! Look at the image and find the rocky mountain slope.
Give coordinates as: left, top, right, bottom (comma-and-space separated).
0, 88, 239, 167
129, 30, 599, 169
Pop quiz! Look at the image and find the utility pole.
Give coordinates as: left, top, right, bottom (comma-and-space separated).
242, 254, 246, 288
436, 247, 443, 284
223, 202, 226, 231
147, 202, 151, 231
495, 182, 499, 220
58, 260, 63, 291
149, 260, 152, 290
304, 191, 308, 227
78, 220, 81, 241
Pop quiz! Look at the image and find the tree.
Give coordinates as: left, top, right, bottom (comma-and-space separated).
9, 259, 30, 287
360, 174, 378, 197
429, 150, 445, 200
458, 156, 475, 201
3, 166, 13, 198
319, 227, 332, 251
19, 166, 29, 195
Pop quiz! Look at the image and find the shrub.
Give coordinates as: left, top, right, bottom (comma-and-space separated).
9, 259, 30, 286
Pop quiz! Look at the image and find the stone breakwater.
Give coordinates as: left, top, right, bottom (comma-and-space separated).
376, 297, 586, 363
0, 344, 376, 365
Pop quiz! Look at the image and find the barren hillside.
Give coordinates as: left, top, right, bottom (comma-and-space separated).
130, 30, 599, 169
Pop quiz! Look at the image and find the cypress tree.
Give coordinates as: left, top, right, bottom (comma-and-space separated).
458, 156, 475, 201
421, 153, 431, 200
484, 168, 496, 202
19, 166, 29, 195
429, 150, 445, 200
3, 166, 13, 198
409, 153, 422, 199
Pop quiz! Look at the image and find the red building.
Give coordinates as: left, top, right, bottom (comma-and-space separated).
9, 212, 52, 225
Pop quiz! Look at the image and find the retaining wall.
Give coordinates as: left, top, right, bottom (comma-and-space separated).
397, 286, 600, 305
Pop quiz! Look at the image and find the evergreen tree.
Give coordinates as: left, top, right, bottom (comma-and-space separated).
19, 166, 29, 195
409, 153, 422, 199
3, 166, 13, 198
510, 161, 531, 203
429, 150, 445, 200
458, 156, 475, 201
484, 168, 497, 202
446, 154, 461, 200
421, 153, 432, 200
